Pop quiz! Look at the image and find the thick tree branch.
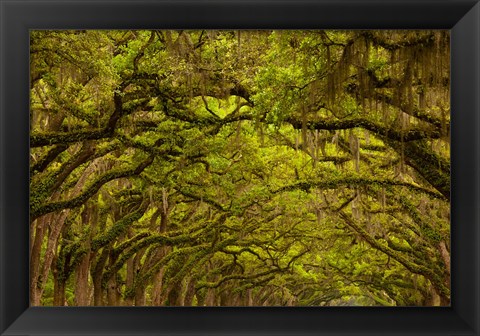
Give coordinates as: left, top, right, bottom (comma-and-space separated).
274, 177, 445, 200
285, 117, 443, 142
31, 155, 154, 219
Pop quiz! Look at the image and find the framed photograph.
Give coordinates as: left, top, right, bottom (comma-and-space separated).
1, 0, 479, 335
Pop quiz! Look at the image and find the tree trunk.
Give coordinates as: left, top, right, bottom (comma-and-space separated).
196, 289, 206, 306
134, 285, 146, 306
205, 288, 216, 306
151, 267, 166, 305
167, 283, 181, 306
74, 254, 91, 305
124, 256, 135, 306
53, 275, 66, 306
29, 215, 49, 306
183, 278, 196, 306
91, 249, 109, 306
74, 203, 95, 305
107, 277, 118, 306
38, 210, 70, 301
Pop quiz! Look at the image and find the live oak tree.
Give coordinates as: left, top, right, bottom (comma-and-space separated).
29, 30, 450, 306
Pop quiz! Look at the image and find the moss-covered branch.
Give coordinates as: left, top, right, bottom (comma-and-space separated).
31, 155, 154, 219
30, 92, 124, 147
274, 177, 445, 200
285, 117, 443, 142
30, 144, 68, 174
388, 140, 450, 200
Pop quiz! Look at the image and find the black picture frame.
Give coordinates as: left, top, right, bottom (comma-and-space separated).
1, 0, 479, 335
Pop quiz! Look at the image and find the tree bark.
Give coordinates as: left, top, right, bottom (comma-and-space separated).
53, 273, 67, 306
74, 254, 91, 305
29, 215, 50, 305
183, 278, 196, 306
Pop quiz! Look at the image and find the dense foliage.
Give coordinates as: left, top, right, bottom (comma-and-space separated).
30, 30, 450, 306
